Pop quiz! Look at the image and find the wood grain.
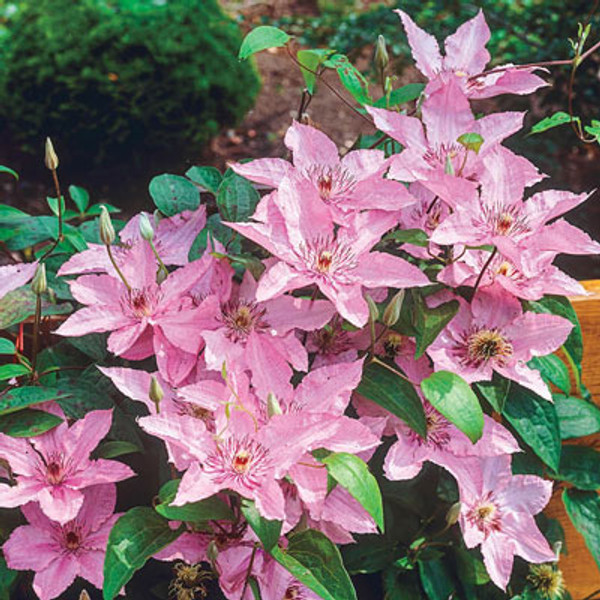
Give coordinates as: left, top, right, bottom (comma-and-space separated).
545, 280, 600, 598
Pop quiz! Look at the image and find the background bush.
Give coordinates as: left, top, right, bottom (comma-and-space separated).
0, 0, 261, 170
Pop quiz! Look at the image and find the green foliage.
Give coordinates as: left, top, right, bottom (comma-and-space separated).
241, 500, 283, 551
239, 25, 291, 60
563, 489, 600, 570
0, 409, 62, 437
149, 174, 200, 217
420, 371, 484, 443
0, 0, 260, 170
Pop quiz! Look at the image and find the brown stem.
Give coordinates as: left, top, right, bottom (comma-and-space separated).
472, 247, 498, 294
31, 294, 42, 377
370, 356, 413, 384
106, 244, 132, 291
240, 544, 258, 600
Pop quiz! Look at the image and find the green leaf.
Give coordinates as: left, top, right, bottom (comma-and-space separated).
239, 26, 290, 60
357, 361, 426, 438
342, 537, 396, 574
475, 375, 511, 413
47, 195, 66, 218
420, 371, 484, 443
241, 499, 282, 551
96, 440, 140, 459
562, 489, 600, 570
502, 384, 561, 472
0, 205, 29, 226
155, 479, 235, 523
382, 229, 429, 247
189, 213, 242, 261
0, 364, 31, 381
453, 546, 489, 586
149, 174, 201, 217
0, 555, 18, 600
321, 452, 384, 532
69, 185, 90, 213
0, 165, 18, 180
0, 288, 71, 330
325, 54, 371, 105
419, 559, 456, 600
0, 409, 62, 437
373, 83, 424, 108
271, 529, 357, 600
103, 507, 182, 600
554, 446, 600, 490
555, 395, 600, 439
530, 111, 580, 135
185, 166, 223, 195
412, 294, 459, 359
584, 119, 600, 143
86, 203, 121, 216
0, 339, 15, 355
0, 386, 68, 415
216, 173, 260, 222
529, 355, 571, 395
297, 49, 333, 94
457, 132, 484, 154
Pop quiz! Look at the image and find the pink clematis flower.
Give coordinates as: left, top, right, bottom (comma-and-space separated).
138, 405, 379, 521
230, 120, 416, 223
455, 455, 555, 590
0, 410, 134, 524
3, 484, 121, 600
427, 285, 573, 400
397, 9, 547, 99
58, 205, 206, 276
226, 175, 429, 327
0, 261, 39, 300
367, 88, 542, 199
55, 241, 219, 385
201, 270, 335, 399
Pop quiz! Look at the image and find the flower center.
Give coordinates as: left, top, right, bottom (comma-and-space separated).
383, 332, 405, 359
45, 455, 66, 485
65, 530, 80, 550
232, 450, 252, 474
306, 165, 356, 203
284, 585, 303, 600
483, 204, 530, 239
316, 251, 333, 273
220, 300, 269, 343
298, 237, 358, 281
466, 493, 502, 537
528, 564, 564, 599
122, 286, 161, 319
465, 328, 513, 367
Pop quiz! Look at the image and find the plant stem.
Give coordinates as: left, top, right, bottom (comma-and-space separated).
240, 544, 258, 600
370, 356, 413, 383
106, 244, 132, 291
472, 247, 498, 294
31, 294, 42, 377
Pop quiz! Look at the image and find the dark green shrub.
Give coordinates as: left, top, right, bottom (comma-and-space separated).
0, 0, 260, 169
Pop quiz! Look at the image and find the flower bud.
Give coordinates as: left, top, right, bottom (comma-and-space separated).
79, 591, 91, 600
382, 290, 405, 327
31, 263, 47, 296
156, 263, 169, 285
267, 392, 283, 417
149, 376, 164, 413
139, 213, 154, 241
375, 35, 389, 73
445, 502, 461, 527
206, 540, 219, 564
99, 206, 116, 246
44, 137, 59, 170
384, 76, 393, 97
365, 294, 379, 323
444, 154, 455, 176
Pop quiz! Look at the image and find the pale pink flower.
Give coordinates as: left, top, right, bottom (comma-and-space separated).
396, 9, 547, 99
0, 261, 38, 299
58, 205, 206, 276
56, 241, 219, 385
226, 175, 429, 327
3, 484, 120, 600
427, 285, 573, 400
202, 270, 335, 399
456, 455, 555, 590
230, 120, 415, 223
0, 410, 134, 523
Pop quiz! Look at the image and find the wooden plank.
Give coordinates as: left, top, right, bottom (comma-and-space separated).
545, 280, 600, 597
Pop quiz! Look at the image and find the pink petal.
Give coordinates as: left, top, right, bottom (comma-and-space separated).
97, 366, 155, 412
319, 281, 369, 328
0, 261, 39, 299
106, 321, 149, 356
367, 106, 427, 150
173, 462, 221, 506
288, 455, 328, 519
69, 274, 124, 306
471, 284, 522, 329
229, 158, 293, 187
503, 512, 555, 564
246, 332, 294, 400
504, 313, 573, 360
341, 149, 387, 178
265, 295, 335, 334
481, 534, 514, 591
321, 486, 377, 534
75, 549, 105, 590
37, 485, 84, 524
354, 251, 430, 289
254, 478, 286, 521
66, 409, 113, 459
56, 306, 132, 337
3, 524, 58, 571
155, 205, 207, 266
444, 10, 490, 74
395, 10, 442, 78
469, 67, 548, 100
496, 362, 552, 401
33, 554, 79, 600
256, 262, 313, 303
69, 459, 134, 489
284, 121, 340, 171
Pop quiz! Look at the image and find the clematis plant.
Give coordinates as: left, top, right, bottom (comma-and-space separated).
0, 6, 599, 600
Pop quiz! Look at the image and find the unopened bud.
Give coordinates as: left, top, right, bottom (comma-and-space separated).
267, 392, 283, 417
31, 263, 47, 296
445, 502, 461, 527
99, 206, 116, 246
156, 263, 168, 285
365, 294, 379, 323
382, 290, 405, 327
444, 154, 455, 176
553, 541, 563, 559
375, 35, 389, 73
139, 213, 154, 241
44, 137, 59, 170
384, 76, 393, 97
207, 540, 219, 564
149, 376, 164, 413
78, 591, 91, 600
